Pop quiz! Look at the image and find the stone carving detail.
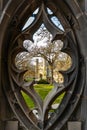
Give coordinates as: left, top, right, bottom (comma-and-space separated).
0, 0, 86, 130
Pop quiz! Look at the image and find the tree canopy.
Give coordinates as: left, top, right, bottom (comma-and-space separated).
15, 24, 71, 83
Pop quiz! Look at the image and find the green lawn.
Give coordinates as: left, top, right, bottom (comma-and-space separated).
34, 84, 53, 100
22, 84, 64, 108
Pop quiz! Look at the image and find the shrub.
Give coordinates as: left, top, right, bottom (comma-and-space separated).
37, 79, 49, 84
24, 77, 34, 82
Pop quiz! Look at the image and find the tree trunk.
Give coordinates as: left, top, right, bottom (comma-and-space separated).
50, 65, 53, 84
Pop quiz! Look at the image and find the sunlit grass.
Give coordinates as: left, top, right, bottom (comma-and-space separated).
22, 92, 35, 108
22, 84, 64, 109
34, 84, 53, 100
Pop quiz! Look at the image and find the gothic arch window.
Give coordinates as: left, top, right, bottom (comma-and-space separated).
0, 1, 85, 130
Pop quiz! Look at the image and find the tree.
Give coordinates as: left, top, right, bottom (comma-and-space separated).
15, 52, 35, 81
16, 24, 71, 84
25, 25, 64, 83
15, 52, 33, 70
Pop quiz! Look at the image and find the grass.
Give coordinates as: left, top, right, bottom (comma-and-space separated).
34, 84, 53, 100
22, 92, 35, 108
22, 84, 64, 109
